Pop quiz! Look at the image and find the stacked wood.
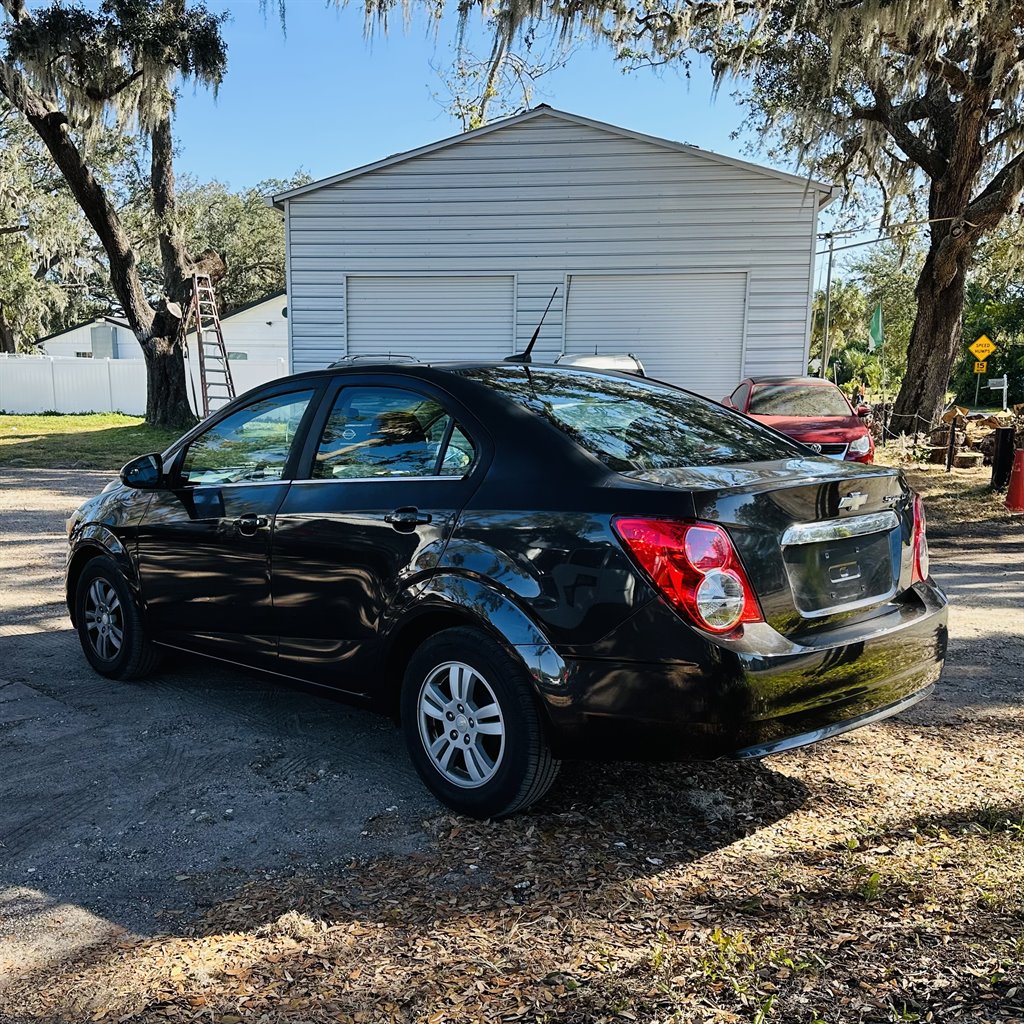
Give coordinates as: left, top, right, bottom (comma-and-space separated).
941, 408, 1023, 465
882, 404, 1021, 467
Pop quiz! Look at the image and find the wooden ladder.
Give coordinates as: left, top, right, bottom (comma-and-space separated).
179, 274, 235, 418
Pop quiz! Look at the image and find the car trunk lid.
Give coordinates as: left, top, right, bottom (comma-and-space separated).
622, 458, 910, 639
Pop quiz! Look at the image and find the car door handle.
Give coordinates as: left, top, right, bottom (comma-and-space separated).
234, 513, 270, 537
384, 506, 432, 530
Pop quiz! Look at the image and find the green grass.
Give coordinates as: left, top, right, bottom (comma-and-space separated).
0, 413, 181, 471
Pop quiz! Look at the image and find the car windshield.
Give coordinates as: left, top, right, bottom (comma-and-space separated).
748, 384, 851, 417
458, 367, 804, 471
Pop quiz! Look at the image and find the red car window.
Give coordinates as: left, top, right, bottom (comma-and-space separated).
748, 384, 851, 417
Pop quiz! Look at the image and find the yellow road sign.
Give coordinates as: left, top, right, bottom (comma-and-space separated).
974, 360, 988, 374
969, 335, 996, 360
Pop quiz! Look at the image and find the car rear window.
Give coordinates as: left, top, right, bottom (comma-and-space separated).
748, 384, 851, 417
458, 367, 804, 471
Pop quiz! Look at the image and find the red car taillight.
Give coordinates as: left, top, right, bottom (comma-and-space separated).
613, 518, 763, 635
910, 494, 929, 583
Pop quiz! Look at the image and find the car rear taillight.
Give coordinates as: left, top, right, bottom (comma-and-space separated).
613, 518, 763, 634
910, 494, 929, 583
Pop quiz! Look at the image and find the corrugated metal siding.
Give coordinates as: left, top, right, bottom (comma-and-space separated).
346, 276, 514, 362
564, 273, 746, 397
287, 113, 819, 376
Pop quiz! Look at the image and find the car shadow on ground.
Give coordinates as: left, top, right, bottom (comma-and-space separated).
189, 753, 810, 937
1, 628, 809, 957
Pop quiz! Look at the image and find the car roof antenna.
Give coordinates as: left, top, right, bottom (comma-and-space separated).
505, 287, 558, 364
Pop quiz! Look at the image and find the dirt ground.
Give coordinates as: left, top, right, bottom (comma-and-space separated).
1, 467, 1022, 1023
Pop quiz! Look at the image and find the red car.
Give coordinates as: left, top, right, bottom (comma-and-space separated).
723, 375, 875, 463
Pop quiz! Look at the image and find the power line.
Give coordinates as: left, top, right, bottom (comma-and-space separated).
815, 233, 902, 256
815, 214, 968, 251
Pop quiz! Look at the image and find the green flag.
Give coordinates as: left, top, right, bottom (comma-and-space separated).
868, 303, 883, 351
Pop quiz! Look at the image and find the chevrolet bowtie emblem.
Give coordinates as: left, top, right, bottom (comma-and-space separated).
839, 491, 869, 511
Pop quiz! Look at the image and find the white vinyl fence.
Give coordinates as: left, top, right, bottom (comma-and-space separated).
0, 353, 288, 416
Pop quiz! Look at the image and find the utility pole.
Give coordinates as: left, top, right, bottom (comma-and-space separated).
819, 232, 835, 378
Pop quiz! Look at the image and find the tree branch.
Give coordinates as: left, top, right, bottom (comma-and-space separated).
864, 81, 947, 179
966, 150, 1024, 229
83, 67, 143, 103
34, 252, 60, 280
986, 123, 1024, 151
925, 54, 971, 94
0, 0, 27, 24
151, 114, 191, 303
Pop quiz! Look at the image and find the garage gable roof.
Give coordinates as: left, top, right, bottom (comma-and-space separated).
270, 106, 834, 206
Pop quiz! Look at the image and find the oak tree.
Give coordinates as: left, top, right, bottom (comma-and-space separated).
1, 0, 227, 427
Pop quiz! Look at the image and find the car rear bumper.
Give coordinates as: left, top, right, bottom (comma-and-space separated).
731, 683, 934, 759
539, 582, 948, 760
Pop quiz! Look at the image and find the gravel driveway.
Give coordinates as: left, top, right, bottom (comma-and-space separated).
1, 468, 1022, 1005
0, 469, 434, 979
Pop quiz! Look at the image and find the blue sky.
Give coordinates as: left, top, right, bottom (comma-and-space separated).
174, 1, 760, 188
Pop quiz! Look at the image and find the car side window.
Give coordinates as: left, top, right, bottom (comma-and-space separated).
440, 424, 474, 476
731, 383, 751, 411
312, 386, 474, 479
179, 390, 315, 486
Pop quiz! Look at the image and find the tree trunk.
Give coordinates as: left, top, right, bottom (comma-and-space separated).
891, 243, 970, 431
146, 115, 196, 431
151, 116, 191, 291
143, 335, 195, 429
0, 301, 16, 352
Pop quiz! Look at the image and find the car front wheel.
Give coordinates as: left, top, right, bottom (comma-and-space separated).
74, 555, 160, 680
400, 627, 560, 818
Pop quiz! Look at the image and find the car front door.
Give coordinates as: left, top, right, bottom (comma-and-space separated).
271, 378, 484, 693
136, 384, 320, 666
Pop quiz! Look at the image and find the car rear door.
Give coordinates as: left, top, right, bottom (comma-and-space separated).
271, 376, 485, 693
135, 384, 321, 666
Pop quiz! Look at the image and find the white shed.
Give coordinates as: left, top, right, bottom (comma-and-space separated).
39, 316, 133, 359
273, 106, 833, 398
38, 292, 289, 364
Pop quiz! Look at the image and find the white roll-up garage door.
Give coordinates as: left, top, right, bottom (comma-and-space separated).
346, 275, 515, 363
564, 273, 747, 398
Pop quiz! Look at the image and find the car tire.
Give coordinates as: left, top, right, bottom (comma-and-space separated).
74, 555, 160, 681
400, 626, 560, 818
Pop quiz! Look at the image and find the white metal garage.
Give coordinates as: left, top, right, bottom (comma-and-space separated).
274, 106, 833, 395
346, 275, 514, 362
563, 272, 747, 399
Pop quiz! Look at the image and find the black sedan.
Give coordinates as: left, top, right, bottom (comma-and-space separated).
65, 363, 948, 818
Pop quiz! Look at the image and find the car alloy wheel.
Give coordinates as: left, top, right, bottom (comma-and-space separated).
84, 577, 124, 661
74, 555, 160, 681
417, 661, 505, 788
401, 627, 560, 818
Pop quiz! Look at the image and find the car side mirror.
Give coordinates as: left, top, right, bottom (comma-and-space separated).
856, 405, 870, 418
722, 398, 736, 409
120, 452, 164, 489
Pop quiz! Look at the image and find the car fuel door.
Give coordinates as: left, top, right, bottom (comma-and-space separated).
271, 381, 482, 693
136, 387, 319, 666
